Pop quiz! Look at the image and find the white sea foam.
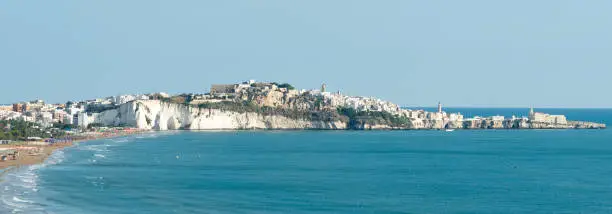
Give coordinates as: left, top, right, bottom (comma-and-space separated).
0, 168, 41, 213
0, 148, 66, 213
137, 131, 177, 139
43, 150, 65, 167
113, 139, 129, 143
0, 131, 167, 213
1, 196, 28, 209
82, 144, 109, 153
12, 197, 32, 204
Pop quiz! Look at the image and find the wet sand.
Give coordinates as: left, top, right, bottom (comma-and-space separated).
0, 130, 147, 172
0, 142, 73, 170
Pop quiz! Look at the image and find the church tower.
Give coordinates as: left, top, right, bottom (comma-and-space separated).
437, 102, 442, 113
321, 83, 327, 92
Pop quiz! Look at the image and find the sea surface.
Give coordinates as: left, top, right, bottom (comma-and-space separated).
1, 108, 611, 213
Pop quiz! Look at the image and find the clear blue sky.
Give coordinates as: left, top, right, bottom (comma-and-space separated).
1, 1, 610, 108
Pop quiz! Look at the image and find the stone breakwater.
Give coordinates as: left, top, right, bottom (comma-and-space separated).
91, 100, 605, 130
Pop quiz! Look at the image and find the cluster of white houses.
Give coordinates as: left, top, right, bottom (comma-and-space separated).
0, 94, 157, 128
198, 80, 567, 128
0, 80, 579, 130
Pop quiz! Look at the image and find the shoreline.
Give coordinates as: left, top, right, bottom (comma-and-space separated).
0, 142, 73, 177
1, 126, 606, 178
0, 130, 148, 174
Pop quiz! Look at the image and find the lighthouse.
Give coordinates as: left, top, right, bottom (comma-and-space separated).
437, 102, 442, 113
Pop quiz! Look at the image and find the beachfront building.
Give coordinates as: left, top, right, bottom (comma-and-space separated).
63, 114, 74, 125
61, 103, 81, 123
39, 112, 53, 125
52, 109, 66, 123
72, 113, 79, 126
77, 112, 94, 128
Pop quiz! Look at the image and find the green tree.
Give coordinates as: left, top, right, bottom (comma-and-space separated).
272, 82, 295, 90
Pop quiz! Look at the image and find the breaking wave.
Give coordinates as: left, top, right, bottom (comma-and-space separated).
0, 150, 65, 213
0, 132, 166, 213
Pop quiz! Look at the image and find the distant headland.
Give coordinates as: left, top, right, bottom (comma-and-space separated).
0, 80, 606, 132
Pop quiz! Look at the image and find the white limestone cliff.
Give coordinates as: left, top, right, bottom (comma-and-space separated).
91, 100, 605, 130
93, 100, 346, 130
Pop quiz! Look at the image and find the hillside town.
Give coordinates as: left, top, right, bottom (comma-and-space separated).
0, 80, 606, 139
1, 79, 411, 129
3, 80, 603, 168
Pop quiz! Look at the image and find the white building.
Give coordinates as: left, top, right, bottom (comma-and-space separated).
448, 113, 464, 122
63, 114, 74, 125
77, 112, 94, 128
38, 112, 54, 127
490, 115, 505, 121
116, 95, 137, 105
67, 107, 82, 116
0, 110, 22, 121
528, 108, 568, 124
137, 95, 150, 100
427, 112, 444, 120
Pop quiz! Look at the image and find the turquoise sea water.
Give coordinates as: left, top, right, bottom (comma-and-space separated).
1, 108, 611, 213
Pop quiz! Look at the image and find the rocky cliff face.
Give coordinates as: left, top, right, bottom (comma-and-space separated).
94, 100, 346, 130
406, 118, 605, 130
92, 100, 606, 131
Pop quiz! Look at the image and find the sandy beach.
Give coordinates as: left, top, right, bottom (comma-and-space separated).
0, 129, 147, 173
0, 142, 72, 170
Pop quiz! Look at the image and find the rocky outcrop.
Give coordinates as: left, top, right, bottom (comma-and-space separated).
406, 118, 605, 130
569, 121, 606, 129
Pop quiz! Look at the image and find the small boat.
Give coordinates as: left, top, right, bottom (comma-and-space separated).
445, 129, 455, 132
